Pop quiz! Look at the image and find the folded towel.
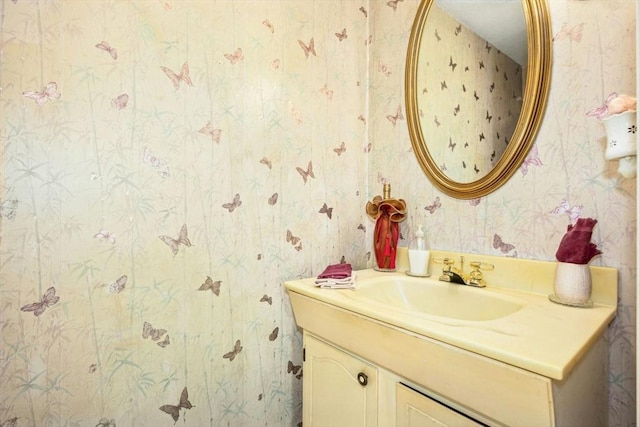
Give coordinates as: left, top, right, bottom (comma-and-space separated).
315, 272, 356, 289
317, 263, 352, 279
555, 218, 602, 264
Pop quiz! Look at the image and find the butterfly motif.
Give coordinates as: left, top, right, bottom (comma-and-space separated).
142, 321, 167, 341
199, 121, 222, 143
479, 60, 485, 69
364, 142, 371, 153
474, 164, 480, 174
335, 28, 347, 41
110, 93, 128, 110
223, 339, 243, 361
0, 199, 18, 221
479, 132, 485, 141
319, 203, 333, 219
554, 22, 584, 42
434, 29, 441, 42
358, 115, 367, 125
23, 82, 61, 105
486, 111, 493, 123
95, 418, 115, 427
550, 199, 583, 223
260, 157, 272, 169
198, 276, 221, 296
440, 81, 447, 90
387, 0, 403, 11
160, 387, 194, 424
269, 327, 279, 341
260, 294, 272, 305
469, 198, 481, 207
286, 230, 302, 251
474, 91, 479, 101
160, 62, 194, 90
520, 144, 542, 175
378, 62, 392, 77
159, 224, 192, 256
108, 275, 128, 294
88, 364, 97, 374
95, 41, 118, 60
453, 104, 460, 116
320, 83, 333, 100
449, 55, 457, 71
434, 116, 441, 127
357, 224, 366, 232
296, 161, 315, 184
333, 141, 346, 156
359, 6, 368, 17
157, 334, 170, 348
257, 254, 262, 260
448, 138, 456, 151
489, 82, 495, 93
262, 19, 274, 33
21, 287, 60, 317
268, 193, 278, 205
287, 361, 302, 379
298, 38, 317, 58
493, 234, 515, 254
386, 105, 404, 127
222, 193, 242, 213
425, 197, 441, 214
159, 1, 172, 10
586, 92, 617, 120
224, 48, 244, 64
0, 418, 18, 427
455, 24, 462, 36
364, 35, 373, 46
288, 100, 303, 124
271, 58, 281, 70
143, 146, 170, 178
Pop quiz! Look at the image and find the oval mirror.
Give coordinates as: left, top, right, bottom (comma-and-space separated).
405, 0, 552, 199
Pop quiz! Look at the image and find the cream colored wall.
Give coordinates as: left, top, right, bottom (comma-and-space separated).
0, 0, 635, 426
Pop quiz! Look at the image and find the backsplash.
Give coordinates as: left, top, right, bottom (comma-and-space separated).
0, 1, 635, 426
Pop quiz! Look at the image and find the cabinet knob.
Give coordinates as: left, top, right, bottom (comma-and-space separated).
357, 372, 368, 386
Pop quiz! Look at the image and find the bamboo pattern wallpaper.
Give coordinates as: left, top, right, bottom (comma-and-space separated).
0, 0, 636, 426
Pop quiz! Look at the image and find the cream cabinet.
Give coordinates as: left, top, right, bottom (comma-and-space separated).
303, 333, 378, 427
396, 383, 482, 427
303, 333, 486, 427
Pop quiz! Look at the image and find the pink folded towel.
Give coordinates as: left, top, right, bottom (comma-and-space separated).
555, 218, 602, 264
317, 263, 352, 279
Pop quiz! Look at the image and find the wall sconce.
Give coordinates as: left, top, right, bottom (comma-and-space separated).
602, 111, 637, 178
587, 93, 637, 178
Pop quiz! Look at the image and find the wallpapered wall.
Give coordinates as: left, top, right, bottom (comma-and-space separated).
418, 4, 523, 183
0, 1, 636, 427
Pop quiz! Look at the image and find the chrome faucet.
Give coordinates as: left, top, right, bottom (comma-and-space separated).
438, 256, 493, 288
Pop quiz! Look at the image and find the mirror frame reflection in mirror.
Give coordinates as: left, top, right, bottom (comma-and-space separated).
405, 0, 552, 199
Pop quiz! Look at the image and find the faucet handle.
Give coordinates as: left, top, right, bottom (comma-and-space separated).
468, 262, 494, 287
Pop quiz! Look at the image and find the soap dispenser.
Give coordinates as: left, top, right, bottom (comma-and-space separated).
408, 225, 430, 276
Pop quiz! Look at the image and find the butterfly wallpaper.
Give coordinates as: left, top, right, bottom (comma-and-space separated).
417, 5, 523, 183
0, 1, 636, 426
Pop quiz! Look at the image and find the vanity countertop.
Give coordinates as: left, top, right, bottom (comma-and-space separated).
284, 250, 617, 381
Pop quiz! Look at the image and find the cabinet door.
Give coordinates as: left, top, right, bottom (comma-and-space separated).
396, 383, 483, 427
304, 333, 378, 427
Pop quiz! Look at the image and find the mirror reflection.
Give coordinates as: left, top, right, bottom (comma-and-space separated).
417, 0, 527, 183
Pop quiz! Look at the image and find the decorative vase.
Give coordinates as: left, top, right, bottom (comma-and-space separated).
602, 111, 637, 178
365, 183, 407, 271
553, 261, 592, 306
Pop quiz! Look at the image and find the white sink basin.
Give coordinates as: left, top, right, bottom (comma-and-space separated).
345, 275, 523, 321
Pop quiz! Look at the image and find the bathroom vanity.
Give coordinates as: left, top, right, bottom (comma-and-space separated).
284, 250, 617, 426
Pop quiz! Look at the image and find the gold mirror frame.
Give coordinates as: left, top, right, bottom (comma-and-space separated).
405, 0, 552, 199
